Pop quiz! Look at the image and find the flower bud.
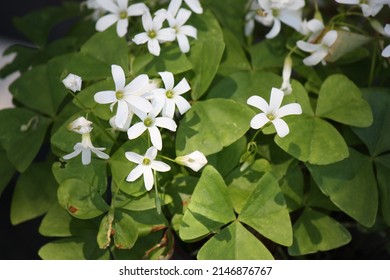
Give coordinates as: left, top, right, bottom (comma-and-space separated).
62, 73, 82, 92
280, 56, 293, 95
175, 151, 207, 172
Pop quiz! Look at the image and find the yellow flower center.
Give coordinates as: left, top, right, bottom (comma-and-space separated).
143, 117, 153, 127
148, 30, 157, 38
142, 158, 151, 165
116, 90, 124, 100
166, 90, 174, 99
119, 11, 127, 19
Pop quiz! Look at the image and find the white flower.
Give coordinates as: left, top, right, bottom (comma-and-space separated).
126, 146, 171, 191
132, 11, 176, 56
299, 18, 325, 42
95, 0, 149, 37
127, 98, 177, 150
247, 87, 302, 138
334, 0, 387, 17
168, 0, 203, 15
94, 65, 152, 129
382, 24, 390, 57
280, 56, 293, 95
297, 30, 338, 66
175, 151, 207, 172
67, 116, 92, 134
166, 8, 197, 53
62, 73, 82, 92
85, 0, 105, 20
255, 0, 305, 39
63, 119, 109, 165
152, 71, 191, 119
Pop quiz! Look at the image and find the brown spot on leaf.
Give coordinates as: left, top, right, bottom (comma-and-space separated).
68, 205, 78, 213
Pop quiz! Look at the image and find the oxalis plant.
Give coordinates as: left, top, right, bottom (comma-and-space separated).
1, 0, 390, 260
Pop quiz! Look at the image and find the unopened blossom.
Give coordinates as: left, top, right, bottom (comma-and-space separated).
94, 65, 152, 129
152, 71, 191, 119
382, 24, 390, 57
127, 98, 177, 150
297, 30, 338, 66
175, 151, 207, 172
166, 8, 197, 53
280, 56, 293, 95
168, 0, 203, 15
334, 0, 387, 17
62, 73, 82, 92
95, 0, 148, 37
126, 146, 171, 191
63, 117, 109, 165
247, 87, 302, 138
132, 11, 176, 56
253, 0, 305, 39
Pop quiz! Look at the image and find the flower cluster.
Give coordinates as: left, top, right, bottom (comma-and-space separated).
62, 66, 207, 191
90, 0, 201, 55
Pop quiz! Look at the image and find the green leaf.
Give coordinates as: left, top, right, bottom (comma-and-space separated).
249, 38, 287, 70
218, 30, 251, 76
239, 173, 293, 246
179, 166, 236, 241
188, 11, 225, 100
288, 208, 351, 256
197, 222, 274, 260
207, 71, 281, 105
10, 162, 57, 225
226, 159, 272, 214
57, 178, 109, 219
0, 147, 15, 198
125, 209, 169, 237
131, 46, 192, 76
176, 99, 253, 156
38, 237, 110, 260
316, 74, 373, 127
109, 136, 149, 196
275, 116, 349, 165
375, 154, 390, 226
306, 149, 378, 227
9, 54, 71, 117
352, 88, 390, 156
119, 191, 172, 211
279, 163, 304, 212
112, 210, 139, 249
0, 108, 51, 172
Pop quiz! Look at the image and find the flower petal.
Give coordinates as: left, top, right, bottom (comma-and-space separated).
115, 100, 129, 128
265, 18, 281, 39
127, 164, 145, 182
296, 40, 321, 52
153, 11, 167, 30
177, 33, 190, 53
116, 18, 128, 37
63, 149, 82, 160
180, 25, 197, 38
247, 95, 269, 113
151, 160, 171, 172
127, 122, 147, 140
269, 88, 284, 112
272, 118, 290, 138
125, 151, 143, 164
303, 49, 327, 66
277, 103, 302, 118
279, 9, 302, 31
143, 167, 154, 191
176, 8, 192, 26
155, 117, 177, 131
92, 148, 110, 159
157, 28, 176, 42
145, 146, 158, 160
128, 3, 149, 16
96, 14, 118, 31
159, 71, 175, 90
81, 148, 92, 165
162, 99, 176, 118
250, 113, 269, 129
184, 0, 203, 14
322, 30, 338, 47
126, 95, 152, 113
168, 0, 182, 16
175, 95, 191, 115
111, 65, 126, 91
94, 90, 117, 104
173, 78, 191, 95
382, 45, 390, 57
148, 39, 161, 56
132, 32, 149, 45
97, 0, 118, 14
148, 126, 163, 150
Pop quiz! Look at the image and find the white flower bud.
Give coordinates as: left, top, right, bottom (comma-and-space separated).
280, 56, 293, 95
175, 151, 207, 172
67, 117, 93, 134
62, 73, 82, 92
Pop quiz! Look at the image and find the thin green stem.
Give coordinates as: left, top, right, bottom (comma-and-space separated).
159, 155, 177, 163
154, 170, 162, 215
368, 42, 378, 87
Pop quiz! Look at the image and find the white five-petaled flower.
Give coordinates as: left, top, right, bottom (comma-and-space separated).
152, 71, 191, 119
126, 146, 171, 191
127, 98, 177, 150
297, 30, 338, 66
382, 24, 390, 57
334, 0, 388, 17
62, 73, 82, 92
247, 87, 302, 138
95, 0, 148, 37
168, 0, 203, 14
63, 117, 109, 165
175, 151, 207, 172
254, 0, 305, 39
132, 11, 176, 56
166, 8, 197, 53
94, 65, 152, 129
